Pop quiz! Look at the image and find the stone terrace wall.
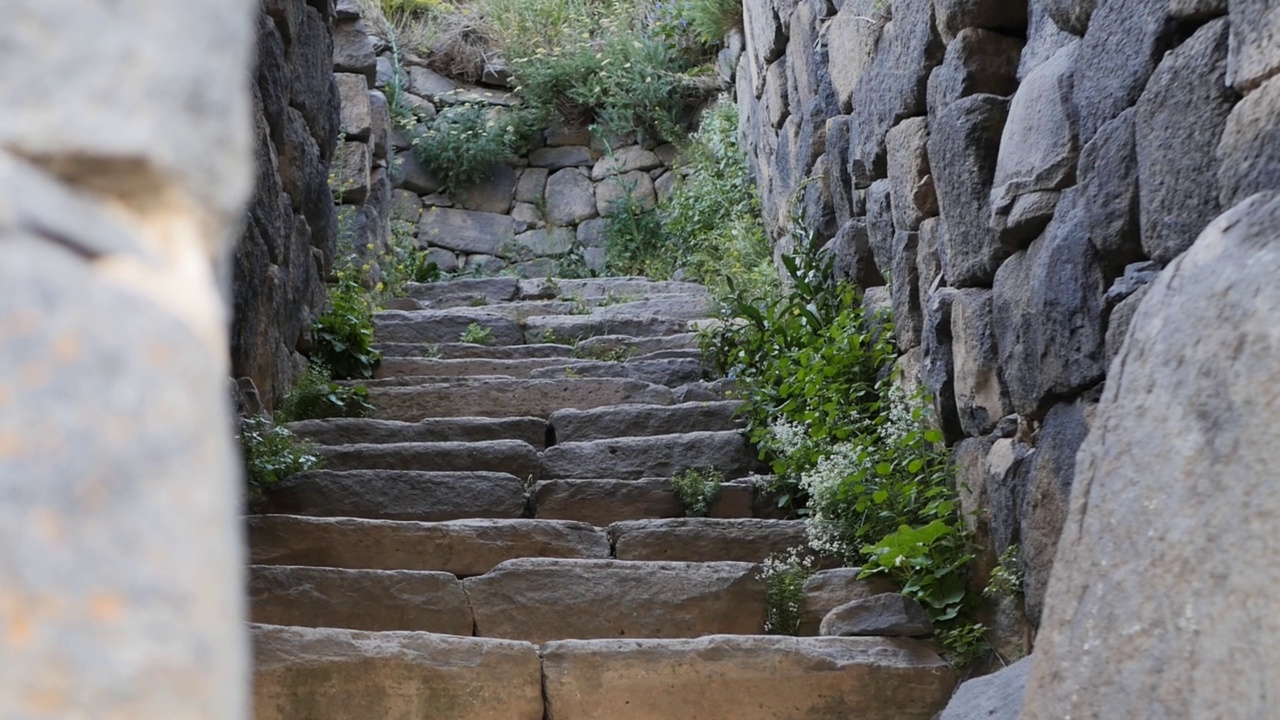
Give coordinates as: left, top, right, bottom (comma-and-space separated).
232, 0, 341, 409
330, 3, 682, 279
734, 0, 1280, 655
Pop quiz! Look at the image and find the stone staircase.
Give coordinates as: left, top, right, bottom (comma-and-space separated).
248, 276, 956, 719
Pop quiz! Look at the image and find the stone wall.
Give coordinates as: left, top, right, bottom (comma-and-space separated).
734, 0, 1280, 656
232, 0, 341, 409
331, 4, 683, 279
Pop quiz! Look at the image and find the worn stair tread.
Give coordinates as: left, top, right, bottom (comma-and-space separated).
522, 313, 691, 344
571, 332, 701, 358
369, 378, 676, 421
373, 308, 526, 345
253, 624, 543, 720
249, 565, 473, 634
540, 430, 763, 480
374, 356, 596, 379
286, 416, 547, 449
248, 515, 609, 576
527, 357, 708, 386
534, 277, 710, 299
462, 558, 765, 643
403, 277, 521, 304
610, 518, 809, 564
530, 478, 755, 525
314, 439, 541, 478
548, 400, 744, 442
372, 342, 575, 360
260, 470, 529, 522
540, 635, 956, 720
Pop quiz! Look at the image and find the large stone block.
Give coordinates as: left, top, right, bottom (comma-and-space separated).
938, 656, 1031, 720
928, 93, 1011, 287
545, 167, 598, 225
1020, 0, 1075, 78
1076, 108, 1143, 271
1226, 0, 1280, 91
263, 469, 528, 521
950, 289, 1009, 436
828, 1, 884, 113
1136, 18, 1237, 264
1023, 192, 1280, 718
886, 117, 936, 231
1217, 74, 1280, 210
417, 206, 514, 256
890, 231, 924, 350
933, 0, 1028, 42
921, 287, 964, 441
1044, 0, 1097, 34
336, 72, 372, 140
926, 28, 1023, 118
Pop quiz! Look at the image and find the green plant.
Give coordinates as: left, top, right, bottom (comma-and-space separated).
276, 363, 375, 423
759, 549, 815, 635
239, 416, 322, 497
684, 0, 743, 42
314, 271, 383, 380
670, 468, 723, 517
412, 102, 539, 196
459, 322, 495, 344
984, 545, 1024, 598
604, 184, 668, 276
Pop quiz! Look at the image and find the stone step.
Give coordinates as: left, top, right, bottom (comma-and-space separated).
373, 342, 574, 360
248, 516, 609, 576
374, 356, 587, 379
260, 470, 528, 522
249, 565, 473, 634
403, 276, 521, 305
527, 357, 708, 386
540, 430, 763, 480
374, 308, 525, 345
523, 313, 690, 344
530, 479, 755, 525
610, 518, 808, 564
549, 401, 743, 442
253, 624, 543, 720
286, 416, 547, 448
540, 636, 956, 720
461, 558, 765, 643
535, 277, 710, 300
369, 378, 676, 421
314, 439, 540, 478
571, 332, 701, 359
589, 295, 713, 321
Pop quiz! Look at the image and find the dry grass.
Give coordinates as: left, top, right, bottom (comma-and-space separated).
356, 0, 497, 84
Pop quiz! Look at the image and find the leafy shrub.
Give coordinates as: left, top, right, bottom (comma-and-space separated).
759, 549, 815, 635
240, 416, 321, 497
984, 544, 1024, 598
412, 102, 539, 196
459, 322, 495, 344
684, 0, 743, 42
313, 271, 383, 380
604, 184, 668, 277
670, 468, 723, 517
276, 363, 375, 423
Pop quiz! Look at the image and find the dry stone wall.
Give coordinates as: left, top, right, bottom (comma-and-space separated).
735, 0, 1280, 662
329, 4, 683, 280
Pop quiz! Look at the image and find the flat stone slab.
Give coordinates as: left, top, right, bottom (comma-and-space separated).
610, 518, 808, 563
571, 332, 701, 358
540, 431, 763, 480
591, 295, 714, 321
523, 314, 690, 344
820, 593, 934, 638
549, 401, 744, 442
800, 568, 901, 636
376, 356, 594, 379
254, 625, 543, 720
531, 479, 756, 525
527, 358, 708, 387
372, 342, 574, 360
248, 516, 609, 576
462, 558, 766, 643
404, 277, 520, 304
417, 207, 515, 256
261, 470, 528, 522
536, 278, 710, 300
249, 565, 473, 634
313, 439, 540, 478
369, 378, 676, 421
287, 416, 547, 448
373, 309, 525, 345
541, 636, 957, 720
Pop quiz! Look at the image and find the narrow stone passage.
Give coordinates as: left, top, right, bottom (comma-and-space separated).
248, 275, 956, 719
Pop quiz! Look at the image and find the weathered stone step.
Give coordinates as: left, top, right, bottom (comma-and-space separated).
254, 624, 543, 720
374, 308, 525, 345
249, 565, 473, 634
541, 636, 956, 720
369, 378, 675, 421
375, 356, 586, 379
287, 416, 547, 448
610, 518, 808, 564
589, 295, 712, 321
540, 430, 762, 480
248, 516, 608, 576
572, 332, 701, 359
404, 276, 521, 305
461, 558, 765, 643
530, 479, 755, 525
261, 470, 528, 522
523, 313, 690, 344
527, 357, 707, 386
549, 401, 743, 442
535, 277, 710, 300
373, 342, 574, 360
314, 439, 540, 478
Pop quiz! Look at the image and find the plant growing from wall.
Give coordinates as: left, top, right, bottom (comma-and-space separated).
984, 544, 1024, 598
313, 269, 383, 380
411, 102, 539, 196
684, 0, 743, 42
670, 467, 723, 517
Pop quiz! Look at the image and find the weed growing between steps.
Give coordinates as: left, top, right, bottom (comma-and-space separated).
314, 270, 383, 380
760, 549, 815, 635
239, 416, 321, 502
275, 363, 375, 422
459, 322, 495, 345
670, 468, 723, 516
602, 98, 775, 298
704, 242, 986, 665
